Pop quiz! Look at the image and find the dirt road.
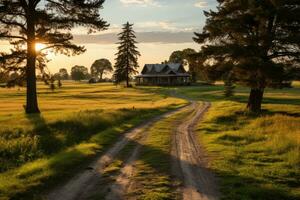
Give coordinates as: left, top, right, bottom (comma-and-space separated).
171, 102, 219, 200
46, 107, 183, 200
47, 100, 219, 200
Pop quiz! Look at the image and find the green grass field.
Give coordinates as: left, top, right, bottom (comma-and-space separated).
0, 81, 186, 200
0, 81, 299, 200
149, 82, 299, 200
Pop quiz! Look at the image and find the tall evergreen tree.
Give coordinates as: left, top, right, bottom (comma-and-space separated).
0, 0, 108, 113
114, 22, 140, 87
194, 0, 300, 112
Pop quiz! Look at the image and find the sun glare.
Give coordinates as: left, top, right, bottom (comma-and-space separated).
35, 43, 46, 52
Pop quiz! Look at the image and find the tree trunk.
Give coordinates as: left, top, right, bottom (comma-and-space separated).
25, 15, 40, 114
247, 88, 264, 113
126, 64, 129, 87
100, 72, 103, 81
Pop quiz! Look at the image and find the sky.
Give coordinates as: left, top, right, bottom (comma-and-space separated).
0, 0, 218, 74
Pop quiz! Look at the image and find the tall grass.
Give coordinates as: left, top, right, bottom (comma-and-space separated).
187, 83, 300, 200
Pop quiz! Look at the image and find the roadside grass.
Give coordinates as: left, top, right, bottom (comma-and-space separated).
198, 101, 300, 200
0, 81, 186, 200
130, 108, 192, 200
155, 82, 299, 200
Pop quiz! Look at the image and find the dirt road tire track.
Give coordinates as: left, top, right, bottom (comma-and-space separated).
172, 102, 219, 200
46, 107, 187, 200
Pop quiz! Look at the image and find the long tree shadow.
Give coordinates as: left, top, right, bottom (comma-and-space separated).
138, 85, 300, 106
7, 126, 299, 200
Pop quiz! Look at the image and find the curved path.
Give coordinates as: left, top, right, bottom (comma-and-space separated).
47, 99, 219, 200
47, 107, 184, 200
171, 101, 219, 200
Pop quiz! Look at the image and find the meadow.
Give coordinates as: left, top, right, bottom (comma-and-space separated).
0, 81, 299, 200
0, 81, 186, 199
147, 82, 300, 200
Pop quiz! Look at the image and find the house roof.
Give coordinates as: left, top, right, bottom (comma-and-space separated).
138, 63, 190, 78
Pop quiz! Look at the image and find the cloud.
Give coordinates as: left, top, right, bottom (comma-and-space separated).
135, 21, 197, 32
120, 0, 161, 7
73, 32, 195, 44
194, 0, 208, 8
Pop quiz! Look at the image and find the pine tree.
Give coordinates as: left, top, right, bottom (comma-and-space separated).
194, 0, 300, 112
114, 22, 140, 87
223, 74, 235, 97
0, 0, 108, 113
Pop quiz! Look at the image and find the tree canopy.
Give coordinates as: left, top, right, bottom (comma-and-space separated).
194, 0, 300, 112
91, 59, 113, 81
169, 48, 198, 82
114, 22, 140, 87
0, 0, 108, 113
59, 68, 69, 80
71, 65, 89, 81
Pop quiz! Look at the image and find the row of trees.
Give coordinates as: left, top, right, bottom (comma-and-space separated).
53, 60, 113, 81
0, 61, 114, 84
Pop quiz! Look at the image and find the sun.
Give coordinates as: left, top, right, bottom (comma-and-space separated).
35, 43, 46, 52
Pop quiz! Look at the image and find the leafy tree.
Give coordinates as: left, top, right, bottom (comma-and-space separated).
0, 0, 108, 113
169, 48, 198, 82
169, 51, 184, 64
91, 59, 113, 81
0, 70, 8, 83
59, 68, 69, 80
114, 22, 140, 87
194, 0, 300, 112
53, 72, 61, 80
71, 65, 88, 81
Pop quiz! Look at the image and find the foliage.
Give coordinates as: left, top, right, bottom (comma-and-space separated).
114, 22, 140, 87
0, 0, 109, 113
223, 74, 235, 97
169, 48, 199, 82
0, 70, 8, 83
71, 65, 89, 81
59, 68, 69, 80
194, 0, 300, 112
169, 50, 184, 64
91, 59, 113, 81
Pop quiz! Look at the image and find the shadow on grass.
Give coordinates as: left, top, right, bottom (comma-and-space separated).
5, 119, 299, 200
139, 85, 300, 106
94, 139, 298, 200
25, 111, 112, 155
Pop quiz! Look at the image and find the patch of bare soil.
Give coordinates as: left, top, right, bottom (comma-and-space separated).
171, 101, 219, 200
104, 101, 219, 200
104, 108, 184, 200
46, 107, 185, 200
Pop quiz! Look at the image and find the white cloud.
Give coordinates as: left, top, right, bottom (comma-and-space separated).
194, 0, 208, 8
137, 21, 176, 31
135, 21, 195, 32
120, 0, 161, 7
